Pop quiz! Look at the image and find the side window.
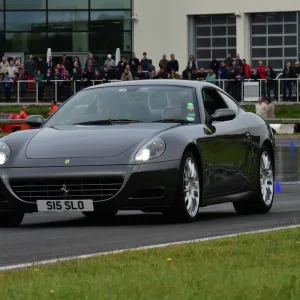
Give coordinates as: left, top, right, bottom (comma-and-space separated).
217, 91, 239, 113
202, 88, 228, 116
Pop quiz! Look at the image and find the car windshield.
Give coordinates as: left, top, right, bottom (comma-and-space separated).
43, 85, 199, 127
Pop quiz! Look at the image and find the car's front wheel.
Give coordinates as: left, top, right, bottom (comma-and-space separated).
165, 152, 201, 222
82, 208, 119, 219
0, 212, 24, 227
233, 145, 274, 214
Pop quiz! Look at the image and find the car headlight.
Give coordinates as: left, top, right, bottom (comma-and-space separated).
0, 142, 11, 165
135, 137, 166, 162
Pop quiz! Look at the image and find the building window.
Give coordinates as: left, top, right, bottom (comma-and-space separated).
5, 32, 47, 53
195, 14, 236, 69
90, 11, 131, 31
5, 11, 46, 32
5, 0, 46, 10
90, 0, 131, 9
251, 12, 298, 71
48, 32, 89, 52
48, 11, 89, 31
48, 0, 88, 10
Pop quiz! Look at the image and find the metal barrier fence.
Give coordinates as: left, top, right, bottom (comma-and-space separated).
0, 77, 299, 104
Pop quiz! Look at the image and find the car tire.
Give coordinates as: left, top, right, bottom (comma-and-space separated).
233, 145, 274, 214
82, 208, 119, 219
0, 212, 24, 227
165, 151, 201, 223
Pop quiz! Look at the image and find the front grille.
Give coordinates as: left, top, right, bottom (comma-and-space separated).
10, 178, 123, 203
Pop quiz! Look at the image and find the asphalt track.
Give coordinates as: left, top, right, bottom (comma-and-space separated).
0, 184, 299, 268
0, 136, 299, 268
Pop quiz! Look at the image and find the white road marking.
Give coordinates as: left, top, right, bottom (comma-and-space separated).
1, 224, 300, 272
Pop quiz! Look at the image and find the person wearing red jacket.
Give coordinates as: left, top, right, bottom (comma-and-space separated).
240, 59, 251, 79
257, 61, 267, 99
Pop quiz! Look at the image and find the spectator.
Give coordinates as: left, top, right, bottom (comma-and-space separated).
47, 56, 55, 72
74, 61, 82, 74
125, 64, 134, 78
169, 70, 179, 79
3, 72, 12, 101
149, 69, 157, 79
25, 55, 36, 89
128, 52, 139, 74
257, 60, 267, 98
12, 57, 20, 70
37, 57, 47, 76
135, 66, 147, 80
250, 69, 260, 80
19, 105, 28, 119
53, 67, 62, 100
196, 68, 206, 81
218, 62, 228, 80
255, 97, 267, 118
18, 64, 27, 98
45, 68, 54, 100
148, 59, 155, 72
0, 57, 9, 75
240, 59, 251, 79
227, 68, 237, 98
117, 57, 127, 78
101, 66, 112, 83
49, 101, 58, 116
72, 68, 83, 91
210, 56, 219, 76
235, 54, 242, 68
121, 68, 133, 81
229, 60, 240, 75
104, 54, 116, 70
224, 53, 233, 67
206, 69, 216, 83
294, 62, 300, 77
85, 53, 97, 82
35, 69, 45, 102
62, 55, 71, 73
186, 55, 198, 80
282, 61, 294, 101
140, 52, 149, 72
266, 65, 277, 101
156, 67, 168, 79
93, 71, 101, 85
167, 54, 179, 73
159, 54, 168, 72
73, 56, 81, 68
6, 60, 17, 79
265, 99, 275, 118
61, 71, 72, 100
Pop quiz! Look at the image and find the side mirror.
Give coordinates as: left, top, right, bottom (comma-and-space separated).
209, 108, 236, 124
26, 115, 44, 128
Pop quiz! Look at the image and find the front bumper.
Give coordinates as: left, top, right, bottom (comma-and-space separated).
0, 160, 180, 213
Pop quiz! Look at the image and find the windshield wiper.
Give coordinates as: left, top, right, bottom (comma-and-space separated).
152, 119, 193, 124
73, 119, 142, 125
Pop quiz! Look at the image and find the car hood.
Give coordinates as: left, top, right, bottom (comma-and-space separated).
25, 123, 179, 159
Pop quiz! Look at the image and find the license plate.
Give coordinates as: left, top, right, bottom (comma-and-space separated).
37, 200, 94, 212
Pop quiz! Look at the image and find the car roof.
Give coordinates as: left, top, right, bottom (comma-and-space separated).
84, 79, 219, 90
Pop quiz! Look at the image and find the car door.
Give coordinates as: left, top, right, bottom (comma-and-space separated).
200, 87, 252, 198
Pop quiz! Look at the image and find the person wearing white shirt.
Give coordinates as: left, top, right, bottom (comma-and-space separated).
255, 97, 267, 118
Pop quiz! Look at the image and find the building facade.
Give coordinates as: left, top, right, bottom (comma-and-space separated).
133, 0, 300, 72
0, 0, 132, 64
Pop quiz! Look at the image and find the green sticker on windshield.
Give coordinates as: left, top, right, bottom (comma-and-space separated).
187, 102, 194, 112
186, 112, 195, 121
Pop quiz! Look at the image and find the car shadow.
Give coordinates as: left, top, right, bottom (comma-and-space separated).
19, 210, 243, 228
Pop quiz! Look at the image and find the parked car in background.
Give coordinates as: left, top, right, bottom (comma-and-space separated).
0, 113, 33, 133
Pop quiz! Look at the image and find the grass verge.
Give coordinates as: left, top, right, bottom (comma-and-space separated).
1, 228, 300, 299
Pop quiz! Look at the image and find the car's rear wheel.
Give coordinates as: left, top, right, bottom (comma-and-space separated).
0, 212, 24, 227
233, 145, 274, 214
82, 208, 119, 219
165, 151, 201, 222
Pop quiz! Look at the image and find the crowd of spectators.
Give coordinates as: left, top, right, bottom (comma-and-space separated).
0, 52, 300, 102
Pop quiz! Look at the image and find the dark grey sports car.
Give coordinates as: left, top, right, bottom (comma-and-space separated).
0, 80, 275, 226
